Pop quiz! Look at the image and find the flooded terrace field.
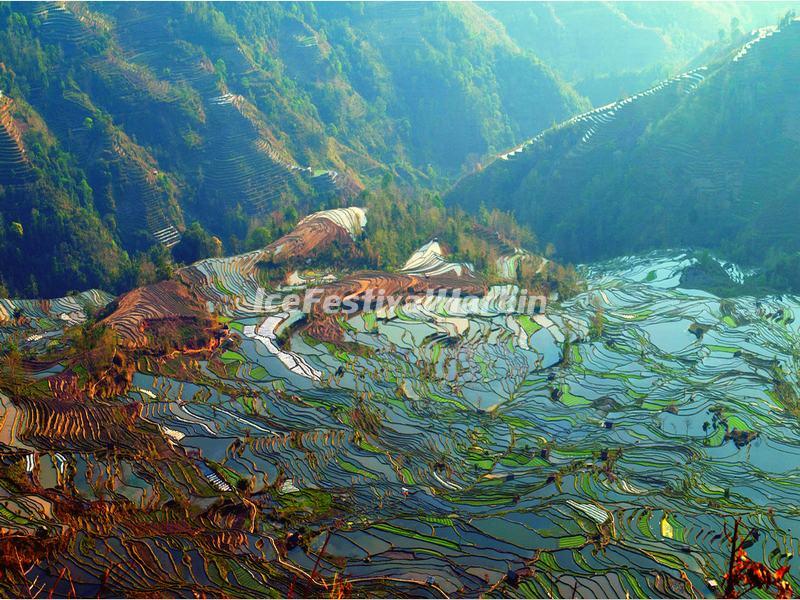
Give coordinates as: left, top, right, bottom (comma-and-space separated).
128, 252, 800, 597
4, 251, 800, 597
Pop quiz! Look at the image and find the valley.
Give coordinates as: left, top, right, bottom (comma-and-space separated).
448, 15, 800, 291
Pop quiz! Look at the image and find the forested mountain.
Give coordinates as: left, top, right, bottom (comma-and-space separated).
482, 1, 800, 104
0, 1, 587, 298
447, 13, 800, 290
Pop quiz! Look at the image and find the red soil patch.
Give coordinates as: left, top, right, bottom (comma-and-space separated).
102, 280, 224, 351
265, 215, 356, 265
305, 270, 486, 319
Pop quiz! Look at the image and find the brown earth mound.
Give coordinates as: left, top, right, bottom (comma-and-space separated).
101, 280, 225, 351
264, 215, 356, 265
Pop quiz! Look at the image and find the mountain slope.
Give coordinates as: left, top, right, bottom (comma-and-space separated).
446, 17, 800, 287
481, 1, 800, 103
159, 1, 589, 176
0, 1, 586, 297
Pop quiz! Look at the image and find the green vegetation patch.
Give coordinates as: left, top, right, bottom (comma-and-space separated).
372, 523, 460, 550
517, 314, 542, 336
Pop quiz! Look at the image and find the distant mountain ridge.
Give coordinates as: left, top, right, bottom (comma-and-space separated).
446, 16, 800, 290
481, 2, 800, 104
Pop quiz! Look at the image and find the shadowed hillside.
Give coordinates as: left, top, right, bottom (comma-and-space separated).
447, 15, 800, 290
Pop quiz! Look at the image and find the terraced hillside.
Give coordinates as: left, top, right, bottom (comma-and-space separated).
2, 204, 800, 596
0, 95, 36, 186
0, 1, 591, 296
447, 17, 800, 286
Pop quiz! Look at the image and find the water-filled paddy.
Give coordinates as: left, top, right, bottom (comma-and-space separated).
120, 252, 800, 596
6, 252, 800, 597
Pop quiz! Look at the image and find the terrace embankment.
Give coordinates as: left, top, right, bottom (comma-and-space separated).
13, 386, 146, 451
0, 95, 36, 186
263, 207, 366, 266
300, 269, 486, 342
101, 279, 227, 353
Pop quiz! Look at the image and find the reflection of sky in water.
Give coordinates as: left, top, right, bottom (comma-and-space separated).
640, 318, 698, 354
110, 253, 800, 596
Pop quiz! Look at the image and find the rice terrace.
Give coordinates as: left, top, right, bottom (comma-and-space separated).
2, 2, 800, 599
